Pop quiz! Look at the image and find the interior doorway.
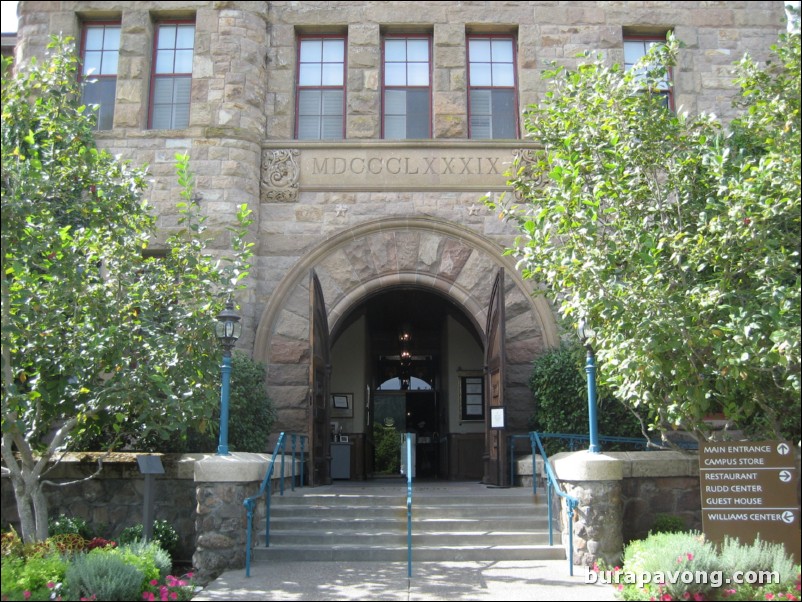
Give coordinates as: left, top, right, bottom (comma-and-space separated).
330, 286, 484, 481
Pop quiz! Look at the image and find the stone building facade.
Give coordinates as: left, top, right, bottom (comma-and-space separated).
13, 1, 787, 484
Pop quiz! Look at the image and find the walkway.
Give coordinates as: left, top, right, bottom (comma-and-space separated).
192, 559, 618, 601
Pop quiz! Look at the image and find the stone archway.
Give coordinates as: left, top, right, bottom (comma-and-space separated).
254, 216, 559, 437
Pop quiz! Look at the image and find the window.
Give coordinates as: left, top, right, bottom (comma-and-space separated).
624, 36, 673, 109
461, 375, 484, 421
296, 37, 346, 140
150, 22, 195, 129
383, 35, 431, 139
81, 23, 120, 130
467, 35, 518, 139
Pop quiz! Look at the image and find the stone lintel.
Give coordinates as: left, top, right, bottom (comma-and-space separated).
262, 141, 540, 193
552, 451, 623, 481
193, 452, 300, 482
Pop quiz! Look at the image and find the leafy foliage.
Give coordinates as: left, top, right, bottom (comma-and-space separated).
118, 521, 179, 563
489, 32, 801, 441
373, 423, 402, 474
528, 343, 643, 452
1, 38, 253, 543
64, 550, 144, 601
610, 531, 800, 600
47, 515, 93, 540
649, 513, 686, 535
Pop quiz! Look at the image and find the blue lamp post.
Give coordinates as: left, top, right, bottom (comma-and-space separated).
215, 298, 242, 456
578, 319, 601, 454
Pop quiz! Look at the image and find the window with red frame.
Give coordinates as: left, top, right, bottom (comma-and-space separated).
383, 35, 431, 139
150, 22, 195, 129
467, 35, 518, 139
624, 35, 673, 109
81, 23, 120, 130
296, 36, 346, 140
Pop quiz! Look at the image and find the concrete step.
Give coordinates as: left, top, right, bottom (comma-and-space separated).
268, 516, 554, 533
268, 529, 553, 546
252, 543, 566, 562
251, 483, 564, 563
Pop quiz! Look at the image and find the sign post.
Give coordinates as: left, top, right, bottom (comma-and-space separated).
700, 441, 800, 563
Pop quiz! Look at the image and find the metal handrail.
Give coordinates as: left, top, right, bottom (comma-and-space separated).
405, 432, 413, 579
530, 431, 580, 576
244, 432, 307, 577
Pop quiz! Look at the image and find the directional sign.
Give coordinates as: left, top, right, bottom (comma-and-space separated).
700, 440, 800, 564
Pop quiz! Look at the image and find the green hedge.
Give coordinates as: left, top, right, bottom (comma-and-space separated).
528, 343, 643, 453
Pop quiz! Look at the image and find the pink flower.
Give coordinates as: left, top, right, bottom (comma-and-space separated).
151, 579, 159, 586
766, 594, 776, 600
723, 590, 737, 597
694, 594, 705, 601
686, 553, 694, 561
47, 582, 55, 589
683, 593, 691, 600
186, 572, 194, 579
142, 593, 155, 602
23, 593, 30, 600
169, 594, 178, 601
661, 595, 673, 601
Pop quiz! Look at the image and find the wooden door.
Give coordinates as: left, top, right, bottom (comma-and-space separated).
484, 268, 508, 486
309, 270, 331, 486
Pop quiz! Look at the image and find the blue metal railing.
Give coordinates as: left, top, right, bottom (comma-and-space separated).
405, 433, 413, 579
529, 431, 580, 576
244, 432, 307, 577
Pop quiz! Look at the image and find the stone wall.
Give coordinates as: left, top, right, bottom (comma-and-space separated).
1, 451, 300, 577
516, 450, 704, 566
1, 453, 199, 563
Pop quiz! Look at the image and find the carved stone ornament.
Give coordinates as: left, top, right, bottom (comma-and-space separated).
262, 149, 300, 202
513, 148, 544, 201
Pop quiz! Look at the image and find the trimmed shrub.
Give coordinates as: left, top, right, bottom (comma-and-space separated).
64, 550, 144, 601
528, 343, 643, 454
650, 513, 686, 535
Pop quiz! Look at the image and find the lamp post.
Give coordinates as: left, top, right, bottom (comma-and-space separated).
578, 319, 601, 454
215, 298, 242, 456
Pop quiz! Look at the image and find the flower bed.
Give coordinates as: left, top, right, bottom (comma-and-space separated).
1, 529, 196, 601
591, 531, 801, 601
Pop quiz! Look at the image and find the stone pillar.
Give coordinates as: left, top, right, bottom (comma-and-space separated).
552, 452, 623, 568
193, 453, 271, 580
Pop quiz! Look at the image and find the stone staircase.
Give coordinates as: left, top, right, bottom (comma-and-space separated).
251, 480, 565, 562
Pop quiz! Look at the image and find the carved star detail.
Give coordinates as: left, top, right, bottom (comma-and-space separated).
335, 204, 349, 217
467, 204, 482, 216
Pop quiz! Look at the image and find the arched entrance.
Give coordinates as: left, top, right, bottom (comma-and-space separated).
330, 287, 484, 479
253, 217, 559, 482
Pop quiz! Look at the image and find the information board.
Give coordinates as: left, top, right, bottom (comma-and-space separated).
700, 441, 800, 563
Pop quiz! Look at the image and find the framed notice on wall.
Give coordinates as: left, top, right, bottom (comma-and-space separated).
331, 393, 353, 418
490, 406, 506, 429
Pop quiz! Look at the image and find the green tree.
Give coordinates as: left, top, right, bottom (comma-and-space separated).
1, 38, 253, 542
488, 32, 800, 442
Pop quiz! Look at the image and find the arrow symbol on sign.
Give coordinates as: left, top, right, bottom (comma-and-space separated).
779, 470, 792, 483
777, 443, 790, 455
781, 511, 795, 524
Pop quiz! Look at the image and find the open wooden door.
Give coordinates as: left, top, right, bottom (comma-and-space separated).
484, 268, 508, 486
309, 270, 331, 486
